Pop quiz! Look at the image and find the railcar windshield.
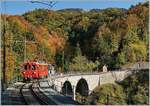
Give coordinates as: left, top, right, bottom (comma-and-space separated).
32, 65, 36, 70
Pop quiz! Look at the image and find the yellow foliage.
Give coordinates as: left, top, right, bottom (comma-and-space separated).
131, 41, 147, 61
126, 15, 142, 29
7, 16, 66, 59
26, 43, 37, 54
5, 48, 16, 84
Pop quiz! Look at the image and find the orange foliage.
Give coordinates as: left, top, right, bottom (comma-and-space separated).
26, 43, 37, 53
128, 4, 148, 20
5, 48, 16, 83
7, 16, 29, 31
125, 15, 141, 29
48, 31, 66, 54
111, 18, 127, 30
128, 6, 141, 14
7, 15, 66, 58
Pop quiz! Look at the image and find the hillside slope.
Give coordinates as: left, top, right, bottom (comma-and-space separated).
1, 2, 149, 85
85, 69, 149, 105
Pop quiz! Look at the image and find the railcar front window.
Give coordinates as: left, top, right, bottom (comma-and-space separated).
32, 65, 36, 70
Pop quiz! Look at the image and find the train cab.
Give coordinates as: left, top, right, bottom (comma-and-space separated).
22, 62, 38, 80
22, 61, 48, 81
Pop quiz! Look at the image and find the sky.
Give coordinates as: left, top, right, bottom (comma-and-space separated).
1, 0, 146, 15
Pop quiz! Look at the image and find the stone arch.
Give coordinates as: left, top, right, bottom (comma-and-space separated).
62, 81, 73, 96
75, 78, 89, 96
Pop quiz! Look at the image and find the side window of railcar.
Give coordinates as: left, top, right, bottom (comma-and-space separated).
24, 64, 28, 70
24, 64, 31, 70
28, 65, 31, 70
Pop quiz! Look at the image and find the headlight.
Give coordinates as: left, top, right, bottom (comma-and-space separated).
23, 72, 26, 74
33, 72, 36, 74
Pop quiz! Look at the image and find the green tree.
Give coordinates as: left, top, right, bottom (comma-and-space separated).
69, 44, 99, 72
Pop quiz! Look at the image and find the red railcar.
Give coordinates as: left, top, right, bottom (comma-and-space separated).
22, 61, 49, 81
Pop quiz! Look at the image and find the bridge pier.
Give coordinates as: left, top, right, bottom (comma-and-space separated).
73, 85, 76, 100
98, 76, 100, 86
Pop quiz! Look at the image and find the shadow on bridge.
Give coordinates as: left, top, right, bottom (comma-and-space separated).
76, 78, 89, 97
62, 81, 73, 96
61, 78, 89, 99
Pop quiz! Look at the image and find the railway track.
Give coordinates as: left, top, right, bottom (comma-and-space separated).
20, 79, 80, 105
32, 81, 58, 105
20, 82, 49, 105
38, 80, 80, 105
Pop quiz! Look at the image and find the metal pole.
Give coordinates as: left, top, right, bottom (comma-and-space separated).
62, 51, 64, 72
2, 1, 6, 91
43, 46, 44, 61
106, 94, 109, 105
24, 36, 26, 62
98, 76, 101, 86
73, 85, 76, 100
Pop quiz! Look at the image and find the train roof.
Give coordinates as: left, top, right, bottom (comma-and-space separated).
24, 61, 48, 65
36, 62, 48, 65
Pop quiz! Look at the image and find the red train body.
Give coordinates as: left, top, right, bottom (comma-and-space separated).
22, 61, 49, 80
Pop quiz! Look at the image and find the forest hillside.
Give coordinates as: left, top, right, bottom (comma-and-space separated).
1, 2, 149, 85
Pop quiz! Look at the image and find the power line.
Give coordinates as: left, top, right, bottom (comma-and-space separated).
30, 1, 58, 9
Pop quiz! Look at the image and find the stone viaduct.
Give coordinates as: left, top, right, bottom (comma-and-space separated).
48, 70, 133, 100
48, 62, 148, 100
